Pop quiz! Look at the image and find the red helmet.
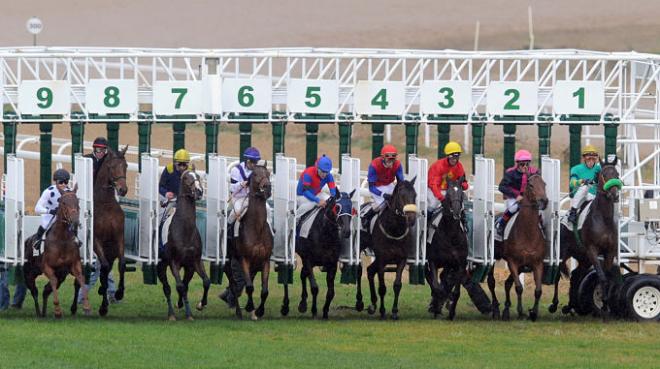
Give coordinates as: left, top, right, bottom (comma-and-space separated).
380, 144, 398, 158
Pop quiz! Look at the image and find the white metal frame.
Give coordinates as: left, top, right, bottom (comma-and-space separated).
339, 154, 361, 268
73, 154, 95, 266
407, 154, 428, 267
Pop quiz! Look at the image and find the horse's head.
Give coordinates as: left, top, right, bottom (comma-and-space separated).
100, 146, 128, 196
332, 190, 356, 239
524, 174, 548, 210
389, 177, 418, 226
180, 168, 203, 201
443, 177, 466, 220
58, 190, 80, 229
249, 164, 272, 199
599, 157, 622, 203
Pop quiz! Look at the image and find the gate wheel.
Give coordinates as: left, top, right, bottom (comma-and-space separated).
624, 275, 660, 322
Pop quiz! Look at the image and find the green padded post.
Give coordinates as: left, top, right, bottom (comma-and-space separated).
172, 122, 186, 153
405, 122, 419, 170
569, 124, 582, 168
538, 123, 552, 166
371, 124, 385, 160
338, 121, 352, 172
106, 122, 120, 152
39, 122, 53, 191
471, 122, 485, 174
70, 121, 85, 172
137, 119, 152, 172
437, 124, 451, 159
3, 120, 17, 173
205, 120, 219, 173
305, 123, 319, 167
502, 124, 516, 171
238, 123, 252, 158
272, 122, 286, 172
604, 123, 618, 158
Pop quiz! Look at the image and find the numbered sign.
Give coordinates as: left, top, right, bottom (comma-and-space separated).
86, 79, 138, 115
202, 74, 222, 115
420, 81, 472, 115
487, 82, 538, 116
222, 78, 272, 114
153, 81, 203, 115
354, 81, 405, 116
18, 81, 71, 115
287, 79, 339, 114
553, 81, 604, 115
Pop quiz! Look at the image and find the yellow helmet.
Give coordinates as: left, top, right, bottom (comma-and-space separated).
582, 144, 599, 156
174, 149, 190, 162
444, 141, 462, 156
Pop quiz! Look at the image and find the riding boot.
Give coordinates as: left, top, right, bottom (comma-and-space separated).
496, 212, 511, 236
362, 208, 375, 230
567, 207, 578, 225
32, 226, 46, 250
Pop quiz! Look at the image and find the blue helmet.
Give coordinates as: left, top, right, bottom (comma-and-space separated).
243, 147, 261, 162
317, 155, 332, 173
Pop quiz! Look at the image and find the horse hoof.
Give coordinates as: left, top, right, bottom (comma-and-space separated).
54, 311, 63, 319
99, 305, 108, 317
196, 302, 204, 311
355, 301, 364, 312
256, 306, 265, 318
281, 305, 290, 316
187, 316, 194, 321
168, 315, 176, 321
177, 301, 184, 309
322, 312, 329, 320
379, 314, 387, 321
391, 312, 399, 321
501, 309, 510, 321
114, 290, 124, 301
528, 310, 538, 322
367, 305, 376, 315
561, 305, 572, 315
250, 311, 258, 321
548, 304, 558, 314
448, 311, 456, 321
311, 308, 317, 318
298, 301, 307, 314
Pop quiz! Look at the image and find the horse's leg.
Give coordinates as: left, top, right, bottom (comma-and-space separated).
502, 273, 514, 321
425, 261, 441, 317
509, 263, 526, 319
298, 264, 308, 313
115, 236, 126, 301
306, 263, 320, 318
390, 260, 405, 320
223, 260, 243, 320
41, 265, 62, 318
322, 264, 337, 320
529, 262, 543, 322
71, 279, 80, 316
169, 260, 188, 320
98, 260, 112, 317
254, 261, 270, 319
447, 271, 462, 321
157, 261, 175, 320
24, 267, 41, 317
586, 248, 609, 316
240, 259, 255, 313
194, 259, 211, 312
366, 260, 378, 315
548, 260, 563, 314
355, 263, 364, 312
71, 260, 91, 316
487, 267, 500, 320
281, 274, 290, 316
181, 267, 194, 320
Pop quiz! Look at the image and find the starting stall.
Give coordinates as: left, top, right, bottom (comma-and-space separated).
407, 154, 428, 285
72, 154, 96, 274
541, 156, 562, 284
470, 156, 496, 281
273, 154, 297, 284
205, 154, 229, 283
339, 154, 361, 284
1, 155, 25, 283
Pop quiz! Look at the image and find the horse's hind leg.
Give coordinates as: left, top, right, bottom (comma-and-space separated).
307, 263, 320, 318
502, 274, 514, 321
548, 263, 561, 314
194, 260, 211, 312
322, 264, 337, 319
24, 267, 41, 317
98, 260, 112, 317
157, 261, 175, 320
180, 267, 195, 320
390, 261, 405, 320
240, 259, 256, 314
71, 260, 91, 316
355, 264, 364, 312
366, 260, 378, 315
298, 265, 309, 314
587, 248, 610, 317
281, 275, 290, 316
255, 262, 270, 319
114, 238, 126, 301
425, 262, 441, 317
487, 268, 500, 320
529, 263, 543, 322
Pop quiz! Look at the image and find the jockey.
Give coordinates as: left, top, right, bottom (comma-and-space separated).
567, 144, 601, 224
362, 144, 404, 226
228, 147, 261, 224
496, 149, 539, 235
427, 141, 469, 211
31, 168, 71, 249
159, 149, 192, 220
296, 155, 337, 216
83, 137, 109, 180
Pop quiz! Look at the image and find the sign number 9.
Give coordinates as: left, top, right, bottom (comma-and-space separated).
36, 87, 53, 109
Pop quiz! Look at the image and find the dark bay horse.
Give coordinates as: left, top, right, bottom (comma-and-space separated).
358, 179, 417, 320
93, 147, 128, 316
227, 164, 273, 320
281, 190, 354, 319
488, 174, 548, 321
156, 169, 210, 320
550, 160, 622, 316
23, 190, 91, 318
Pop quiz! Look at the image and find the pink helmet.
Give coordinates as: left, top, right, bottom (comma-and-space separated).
514, 149, 532, 162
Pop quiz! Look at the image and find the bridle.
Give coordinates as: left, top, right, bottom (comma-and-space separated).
249, 166, 271, 199
520, 173, 547, 210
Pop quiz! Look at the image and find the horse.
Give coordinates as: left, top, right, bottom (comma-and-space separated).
225, 164, 273, 320
156, 168, 210, 320
356, 178, 417, 320
549, 159, 622, 316
92, 147, 129, 316
23, 189, 92, 318
487, 173, 548, 321
280, 190, 355, 319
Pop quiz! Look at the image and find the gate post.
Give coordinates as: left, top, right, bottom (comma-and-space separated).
305, 123, 319, 167
39, 122, 53, 191
137, 114, 152, 172
371, 124, 385, 160
238, 122, 252, 157
205, 119, 219, 173
502, 123, 516, 171
107, 122, 120, 152
538, 123, 552, 167
338, 121, 352, 172
70, 118, 85, 171
569, 124, 582, 168
272, 121, 286, 172
2, 118, 17, 173
405, 122, 419, 170
604, 122, 618, 158
172, 122, 186, 153
437, 124, 451, 158
471, 122, 485, 174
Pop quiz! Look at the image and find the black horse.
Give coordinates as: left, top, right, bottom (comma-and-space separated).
156, 169, 211, 320
281, 190, 355, 319
357, 179, 417, 320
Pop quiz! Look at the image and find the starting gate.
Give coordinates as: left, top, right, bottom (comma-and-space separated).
541, 156, 562, 284
339, 154, 361, 284
407, 154, 428, 285
132, 154, 160, 279
470, 156, 496, 280
73, 154, 95, 267
205, 154, 229, 283
2, 155, 25, 268
273, 154, 297, 283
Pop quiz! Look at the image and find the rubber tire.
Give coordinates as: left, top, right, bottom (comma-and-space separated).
624, 274, 660, 322
576, 269, 600, 316
610, 273, 638, 318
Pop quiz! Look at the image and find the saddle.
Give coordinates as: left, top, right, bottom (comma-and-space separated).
561, 200, 593, 231
296, 207, 322, 239
159, 207, 177, 251
494, 212, 546, 242
359, 203, 380, 234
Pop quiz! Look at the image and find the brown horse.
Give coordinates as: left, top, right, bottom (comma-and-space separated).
92, 147, 128, 316
550, 160, 622, 316
488, 174, 548, 321
157, 169, 210, 320
228, 164, 273, 320
23, 190, 91, 318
